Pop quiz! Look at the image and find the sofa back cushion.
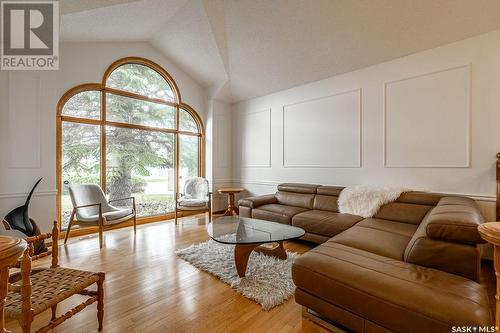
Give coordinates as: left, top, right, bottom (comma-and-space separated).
311, 186, 344, 212
316, 186, 344, 196
276, 191, 315, 209
375, 203, 433, 225
424, 196, 484, 245
396, 191, 444, 206
275, 183, 318, 209
313, 195, 339, 212
403, 196, 485, 281
277, 183, 319, 194
374, 191, 443, 225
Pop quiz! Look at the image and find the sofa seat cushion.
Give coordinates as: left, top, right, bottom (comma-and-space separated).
79, 207, 134, 223
292, 242, 493, 333
330, 218, 418, 260
252, 204, 309, 225
291, 210, 363, 237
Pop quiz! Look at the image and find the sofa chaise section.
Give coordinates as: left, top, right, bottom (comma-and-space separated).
292, 242, 492, 333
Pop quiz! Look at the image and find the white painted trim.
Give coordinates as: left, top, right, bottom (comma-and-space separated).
383, 64, 472, 168
238, 180, 280, 186
240, 108, 272, 168
0, 190, 57, 200
282, 88, 362, 168
445, 192, 495, 202
211, 179, 234, 185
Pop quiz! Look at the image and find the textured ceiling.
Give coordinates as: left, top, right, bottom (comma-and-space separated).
61, 0, 188, 41
60, 0, 140, 14
61, 0, 500, 102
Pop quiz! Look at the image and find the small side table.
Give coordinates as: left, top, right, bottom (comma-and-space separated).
478, 222, 500, 329
0, 236, 27, 332
218, 187, 244, 216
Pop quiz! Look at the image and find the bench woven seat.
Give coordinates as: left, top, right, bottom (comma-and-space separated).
5, 267, 100, 318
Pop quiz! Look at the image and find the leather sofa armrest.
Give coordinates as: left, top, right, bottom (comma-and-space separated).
238, 194, 277, 209
425, 197, 485, 245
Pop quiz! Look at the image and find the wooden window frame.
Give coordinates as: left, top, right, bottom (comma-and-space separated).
56, 57, 205, 238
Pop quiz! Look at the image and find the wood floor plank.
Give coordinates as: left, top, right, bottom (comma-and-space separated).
5, 216, 329, 333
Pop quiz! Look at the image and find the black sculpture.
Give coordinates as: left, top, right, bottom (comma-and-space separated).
3, 178, 47, 254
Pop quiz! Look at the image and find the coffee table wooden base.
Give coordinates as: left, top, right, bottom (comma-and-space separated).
234, 241, 287, 277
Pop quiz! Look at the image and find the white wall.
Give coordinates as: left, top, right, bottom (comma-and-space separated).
0, 42, 207, 231
233, 30, 500, 221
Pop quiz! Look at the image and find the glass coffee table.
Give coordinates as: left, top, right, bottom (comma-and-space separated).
207, 216, 305, 277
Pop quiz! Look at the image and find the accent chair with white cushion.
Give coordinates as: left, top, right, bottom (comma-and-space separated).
175, 177, 212, 224
65, 184, 136, 248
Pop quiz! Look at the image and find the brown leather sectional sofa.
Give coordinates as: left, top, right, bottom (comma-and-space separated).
239, 183, 493, 333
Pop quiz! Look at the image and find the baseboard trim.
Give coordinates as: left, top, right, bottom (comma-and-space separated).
61, 211, 211, 240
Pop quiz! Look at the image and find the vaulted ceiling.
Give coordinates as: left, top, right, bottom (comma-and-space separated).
60, 0, 500, 102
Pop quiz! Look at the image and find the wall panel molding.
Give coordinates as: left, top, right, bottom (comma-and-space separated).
240, 108, 271, 168
383, 64, 471, 168
282, 89, 361, 168
8, 72, 42, 168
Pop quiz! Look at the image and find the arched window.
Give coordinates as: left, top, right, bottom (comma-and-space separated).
57, 57, 204, 230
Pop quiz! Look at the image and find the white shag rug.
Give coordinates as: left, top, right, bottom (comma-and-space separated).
175, 237, 298, 310
338, 185, 408, 218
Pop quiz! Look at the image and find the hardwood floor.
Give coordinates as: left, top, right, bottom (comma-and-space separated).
5, 216, 329, 333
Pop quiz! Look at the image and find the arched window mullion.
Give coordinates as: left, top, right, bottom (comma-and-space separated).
100, 88, 107, 193
175, 105, 180, 201
56, 84, 102, 117
103, 57, 181, 103
105, 87, 177, 108
179, 103, 204, 135
178, 131, 202, 136
104, 121, 181, 134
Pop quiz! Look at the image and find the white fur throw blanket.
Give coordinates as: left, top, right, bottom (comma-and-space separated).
338, 185, 407, 218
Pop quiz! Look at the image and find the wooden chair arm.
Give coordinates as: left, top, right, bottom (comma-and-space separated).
109, 196, 134, 203
15, 221, 59, 267
74, 203, 102, 209
109, 197, 136, 212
